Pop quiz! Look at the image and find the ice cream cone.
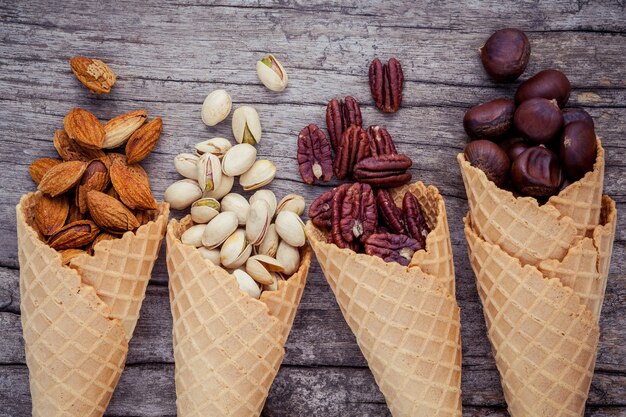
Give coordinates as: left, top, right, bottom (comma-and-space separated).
166, 216, 311, 417
306, 181, 462, 417
16, 192, 169, 417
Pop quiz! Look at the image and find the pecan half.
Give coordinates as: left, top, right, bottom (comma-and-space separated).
330, 184, 358, 250
309, 188, 336, 228
334, 125, 370, 180
364, 233, 421, 266
297, 124, 333, 185
353, 154, 412, 188
326, 96, 362, 151
338, 183, 377, 245
376, 189, 405, 234
369, 58, 404, 113
403, 192, 430, 248
367, 125, 397, 156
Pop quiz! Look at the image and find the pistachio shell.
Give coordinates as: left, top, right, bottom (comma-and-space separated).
221, 143, 257, 177
201, 89, 232, 126
275, 211, 306, 247
263, 273, 282, 292
245, 200, 271, 245
164, 179, 203, 210
256, 54, 288, 92
276, 194, 306, 216
195, 137, 232, 158
191, 198, 220, 223
202, 211, 239, 249
197, 152, 222, 193
198, 247, 221, 265
249, 190, 277, 218
174, 153, 200, 179
203, 174, 234, 200
181, 224, 206, 247
233, 269, 261, 299
232, 106, 262, 145
276, 241, 300, 276
245, 255, 284, 285
239, 160, 276, 191
257, 224, 279, 257
220, 193, 250, 225
220, 229, 252, 269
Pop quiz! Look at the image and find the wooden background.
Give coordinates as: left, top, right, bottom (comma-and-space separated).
0, 1, 624, 416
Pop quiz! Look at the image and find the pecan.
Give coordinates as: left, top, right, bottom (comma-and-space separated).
353, 154, 412, 188
369, 58, 404, 113
338, 183, 377, 245
376, 189, 405, 234
330, 184, 359, 251
326, 96, 362, 151
367, 125, 397, 156
308, 188, 336, 228
364, 233, 421, 266
334, 125, 370, 180
403, 192, 430, 248
297, 124, 333, 184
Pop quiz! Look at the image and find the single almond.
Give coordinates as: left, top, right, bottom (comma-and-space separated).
87, 190, 140, 233
64, 108, 105, 149
54, 129, 105, 161
125, 117, 162, 164
109, 157, 157, 210
59, 249, 85, 265
69, 56, 116, 94
29, 158, 61, 184
134, 209, 155, 226
48, 220, 100, 250
34, 194, 69, 236
103, 109, 147, 148
38, 160, 87, 197
76, 158, 110, 213
87, 231, 118, 254
66, 202, 83, 224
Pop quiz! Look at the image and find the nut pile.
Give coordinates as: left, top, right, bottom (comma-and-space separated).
464, 28, 598, 198
28, 107, 161, 264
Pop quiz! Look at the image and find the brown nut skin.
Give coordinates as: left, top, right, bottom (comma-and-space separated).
560, 121, 597, 181
463, 140, 510, 187
369, 58, 404, 113
511, 146, 563, 197
330, 184, 358, 251
297, 124, 333, 184
506, 142, 529, 162
402, 191, 430, 248
463, 98, 516, 140
367, 125, 397, 156
326, 96, 362, 152
376, 189, 405, 234
339, 183, 378, 244
513, 98, 563, 145
480, 28, 530, 83
352, 154, 412, 188
364, 233, 422, 266
309, 188, 336, 228
515, 69, 571, 107
562, 108, 594, 130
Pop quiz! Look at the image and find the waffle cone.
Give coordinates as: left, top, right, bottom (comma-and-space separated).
16, 192, 169, 417
166, 216, 311, 417
306, 181, 462, 417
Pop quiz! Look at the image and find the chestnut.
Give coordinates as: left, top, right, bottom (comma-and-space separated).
514, 69, 571, 107
463, 98, 515, 140
506, 142, 529, 162
560, 121, 597, 181
562, 108, 594, 129
464, 140, 511, 187
511, 146, 563, 197
480, 28, 530, 82
513, 98, 563, 145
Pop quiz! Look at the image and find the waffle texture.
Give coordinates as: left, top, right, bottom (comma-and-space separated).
306, 181, 462, 417
166, 216, 311, 417
16, 192, 169, 417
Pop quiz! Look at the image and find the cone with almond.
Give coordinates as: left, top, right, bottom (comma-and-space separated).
18, 107, 168, 417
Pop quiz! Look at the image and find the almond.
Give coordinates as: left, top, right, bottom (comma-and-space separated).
38, 160, 87, 197
103, 109, 147, 149
64, 108, 105, 149
87, 190, 140, 233
69, 56, 116, 94
34, 194, 69, 236
29, 158, 61, 184
76, 158, 110, 213
66, 203, 83, 224
125, 117, 162, 164
109, 156, 157, 210
54, 129, 105, 161
88, 232, 117, 253
48, 220, 100, 250
133, 209, 155, 226
59, 249, 85, 265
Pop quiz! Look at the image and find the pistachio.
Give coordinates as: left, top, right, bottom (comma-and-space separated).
197, 153, 222, 193
221, 143, 257, 177
276, 194, 306, 216
249, 190, 277, 218
202, 211, 239, 249
220, 193, 250, 225
245, 255, 285, 285
232, 106, 262, 145
201, 89, 232, 127
257, 224, 279, 257
203, 174, 234, 200
233, 269, 261, 299
220, 229, 252, 269
198, 247, 220, 265
275, 211, 306, 247
276, 240, 301, 276
239, 160, 276, 191
256, 54, 288, 92
246, 200, 271, 245
181, 224, 206, 247
195, 137, 232, 158
174, 153, 200, 179
263, 273, 283, 292
164, 179, 203, 210
191, 198, 221, 224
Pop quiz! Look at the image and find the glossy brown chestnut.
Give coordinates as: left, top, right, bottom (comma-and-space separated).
511, 146, 563, 197
464, 140, 510, 187
513, 98, 563, 145
463, 98, 516, 140
514, 69, 571, 107
562, 108, 594, 129
480, 28, 531, 82
560, 121, 597, 181
506, 142, 529, 162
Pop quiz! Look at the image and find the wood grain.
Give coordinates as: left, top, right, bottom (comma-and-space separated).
0, 0, 624, 416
